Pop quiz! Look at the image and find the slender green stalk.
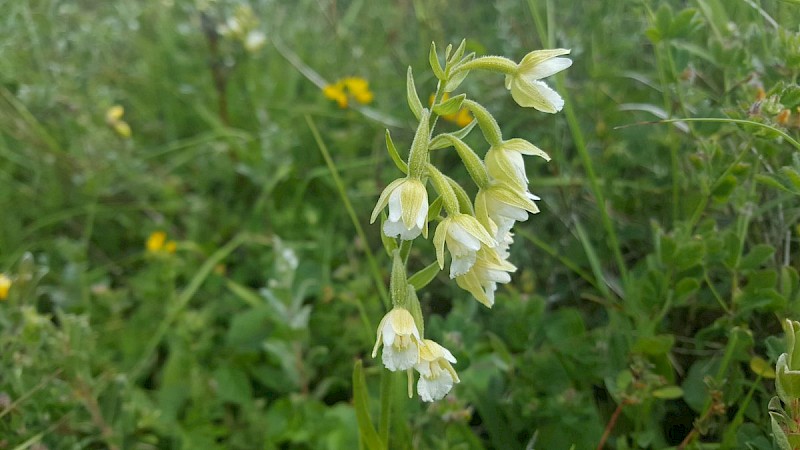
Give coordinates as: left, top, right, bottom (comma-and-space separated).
306, 115, 391, 311
528, 1, 629, 287
379, 370, 394, 446
130, 232, 250, 380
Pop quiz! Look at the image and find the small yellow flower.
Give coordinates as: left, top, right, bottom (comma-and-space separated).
106, 105, 132, 138
323, 77, 374, 108
0, 273, 11, 300
146, 231, 177, 254
323, 82, 348, 108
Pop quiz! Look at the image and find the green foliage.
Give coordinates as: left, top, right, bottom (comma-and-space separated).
0, 0, 798, 448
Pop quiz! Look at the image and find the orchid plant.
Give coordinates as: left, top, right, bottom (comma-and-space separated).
366, 40, 572, 403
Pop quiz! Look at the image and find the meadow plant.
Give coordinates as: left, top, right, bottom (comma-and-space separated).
353, 40, 569, 444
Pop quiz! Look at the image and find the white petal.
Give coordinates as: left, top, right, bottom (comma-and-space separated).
387, 189, 403, 222
383, 343, 418, 371
383, 219, 422, 240
450, 252, 477, 278
524, 57, 572, 80
448, 223, 482, 251
529, 80, 565, 112
381, 323, 396, 347
418, 372, 454, 402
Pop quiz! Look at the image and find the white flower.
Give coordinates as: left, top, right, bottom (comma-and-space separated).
505, 49, 572, 113
372, 307, 421, 371
433, 213, 496, 278
455, 247, 517, 308
475, 183, 540, 239
415, 339, 459, 402
485, 138, 550, 190
370, 177, 429, 240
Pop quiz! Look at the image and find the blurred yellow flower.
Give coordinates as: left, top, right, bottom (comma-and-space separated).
146, 231, 177, 254
429, 93, 473, 127
0, 273, 11, 300
323, 77, 374, 108
105, 105, 132, 138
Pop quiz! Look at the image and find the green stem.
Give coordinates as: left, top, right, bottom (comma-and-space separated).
529, 2, 629, 286
379, 370, 394, 447
131, 232, 250, 380
306, 115, 391, 311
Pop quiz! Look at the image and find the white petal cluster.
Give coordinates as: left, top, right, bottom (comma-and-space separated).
372, 307, 421, 371
433, 213, 496, 278
370, 177, 429, 241
414, 339, 460, 402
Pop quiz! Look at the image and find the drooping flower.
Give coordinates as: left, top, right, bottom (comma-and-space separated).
485, 138, 550, 190
475, 182, 540, 243
372, 307, 422, 371
505, 49, 572, 113
433, 213, 496, 278
370, 177, 429, 240
0, 273, 11, 301
415, 339, 459, 402
455, 247, 517, 308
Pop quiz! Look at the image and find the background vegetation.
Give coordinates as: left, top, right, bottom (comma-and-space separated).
1, 0, 799, 448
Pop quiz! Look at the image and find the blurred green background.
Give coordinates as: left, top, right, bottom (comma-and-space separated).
1, 0, 799, 448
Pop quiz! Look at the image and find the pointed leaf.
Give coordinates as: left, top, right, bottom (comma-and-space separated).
385, 130, 408, 174
433, 93, 466, 116
451, 119, 477, 140
408, 261, 442, 291
429, 42, 445, 80
353, 360, 385, 450
406, 67, 423, 121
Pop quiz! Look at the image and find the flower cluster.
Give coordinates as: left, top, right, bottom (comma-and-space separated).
369, 42, 571, 401
105, 105, 131, 139
146, 231, 177, 254
323, 77, 374, 109
218, 5, 266, 53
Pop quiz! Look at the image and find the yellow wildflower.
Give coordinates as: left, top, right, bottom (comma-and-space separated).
323, 83, 348, 108
0, 273, 11, 300
146, 231, 177, 254
105, 105, 132, 138
323, 77, 374, 108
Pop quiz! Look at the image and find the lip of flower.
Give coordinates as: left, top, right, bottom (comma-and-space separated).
370, 178, 429, 240
455, 247, 516, 308
505, 49, 572, 113
433, 214, 496, 278
372, 307, 422, 371
415, 339, 459, 402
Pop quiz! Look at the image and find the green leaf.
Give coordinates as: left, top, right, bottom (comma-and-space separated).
433, 93, 466, 116
633, 334, 675, 356
738, 244, 775, 271
408, 261, 441, 291
352, 360, 384, 450
405, 67, 423, 121
673, 240, 704, 271
384, 130, 408, 174
781, 84, 800, 109
749, 356, 776, 379
652, 385, 683, 399
429, 42, 445, 80
674, 277, 700, 304
451, 119, 477, 140
213, 364, 253, 405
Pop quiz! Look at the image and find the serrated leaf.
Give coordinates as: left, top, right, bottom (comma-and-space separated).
429, 42, 445, 80
408, 261, 441, 291
652, 385, 683, 399
352, 360, 384, 450
750, 356, 776, 379
433, 93, 466, 116
385, 130, 408, 174
406, 67, 423, 120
